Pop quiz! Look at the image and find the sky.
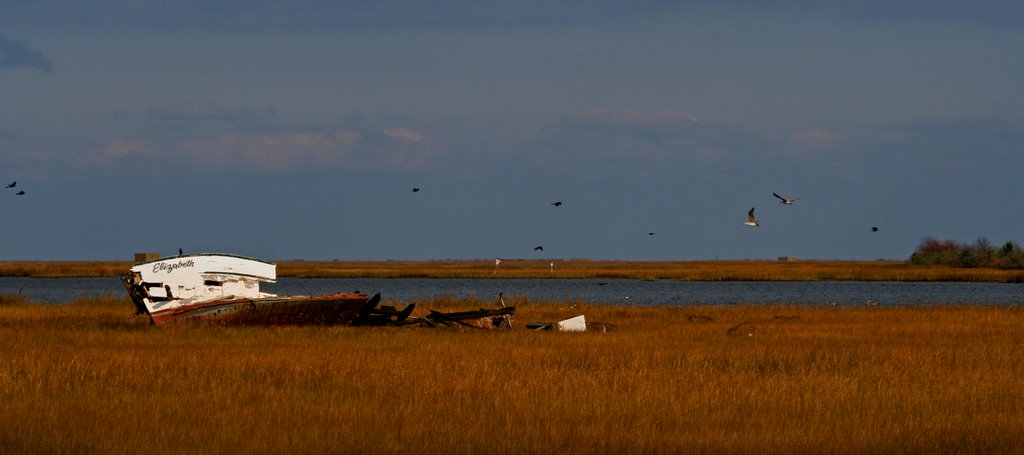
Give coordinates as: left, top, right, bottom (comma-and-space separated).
2, 1, 1023, 261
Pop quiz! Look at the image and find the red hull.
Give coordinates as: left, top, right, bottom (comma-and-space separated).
149, 293, 374, 326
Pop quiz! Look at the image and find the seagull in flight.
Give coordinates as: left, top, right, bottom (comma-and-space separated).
5, 181, 14, 188
534, 246, 544, 251
871, 226, 879, 232
773, 193, 798, 205
551, 201, 562, 207
411, 187, 420, 192
15, 191, 25, 196
744, 207, 760, 227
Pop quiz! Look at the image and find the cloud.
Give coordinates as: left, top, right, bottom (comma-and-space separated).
863, 117, 1024, 169
786, 128, 840, 152
507, 108, 769, 181
554, 109, 708, 161
178, 131, 362, 170
103, 137, 152, 158
382, 128, 425, 143
146, 103, 278, 121
169, 127, 436, 172
0, 35, 54, 73
363, 128, 437, 170
555, 108, 756, 161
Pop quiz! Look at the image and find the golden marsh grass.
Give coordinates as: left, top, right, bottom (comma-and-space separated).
4, 259, 1024, 281
1, 295, 1022, 453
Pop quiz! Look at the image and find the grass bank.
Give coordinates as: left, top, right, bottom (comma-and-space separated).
4, 259, 1024, 282
1, 295, 1022, 453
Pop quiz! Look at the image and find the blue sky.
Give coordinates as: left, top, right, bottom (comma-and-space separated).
2, 1, 1023, 261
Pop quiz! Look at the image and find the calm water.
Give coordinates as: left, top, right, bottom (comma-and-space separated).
2, 277, 1023, 306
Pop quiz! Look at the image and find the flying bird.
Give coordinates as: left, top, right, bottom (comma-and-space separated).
551, 201, 562, 207
15, 191, 25, 196
871, 226, 879, 232
744, 207, 760, 227
411, 187, 420, 192
647, 232, 655, 236
534, 246, 544, 251
772, 193, 798, 205
5, 181, 14, 188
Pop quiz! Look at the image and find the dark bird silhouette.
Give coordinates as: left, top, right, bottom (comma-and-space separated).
411, 187, 420, 192
871, 226, 879, 232
179, 248, 183, 255
5, 181, 14, 188
15, 191, 25, 196
551, 201, 562, 207
534, 246, 543, 251
647, 232, 655, 236
772, 192, 798, 205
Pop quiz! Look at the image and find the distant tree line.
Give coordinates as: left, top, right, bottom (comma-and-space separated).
909, 236, 1024, 269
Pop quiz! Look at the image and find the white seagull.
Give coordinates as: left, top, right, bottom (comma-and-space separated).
744, 207, 760, 227
773, 192, 798, 205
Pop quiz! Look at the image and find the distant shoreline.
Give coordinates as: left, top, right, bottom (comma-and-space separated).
2, 259, 1023, 282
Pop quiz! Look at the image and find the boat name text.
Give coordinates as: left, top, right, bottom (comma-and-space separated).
153, 260, 195, 274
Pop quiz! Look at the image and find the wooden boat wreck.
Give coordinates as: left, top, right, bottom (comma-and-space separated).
122, 253, 377, 326
122, 253, 514, 328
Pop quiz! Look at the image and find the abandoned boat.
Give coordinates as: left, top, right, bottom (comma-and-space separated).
122, 253, 377, 326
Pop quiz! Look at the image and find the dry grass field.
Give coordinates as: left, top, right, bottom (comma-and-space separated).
1, 295, 1022, 453
4, 259, 1024, 281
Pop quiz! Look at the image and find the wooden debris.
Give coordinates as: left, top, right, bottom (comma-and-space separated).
585, 322, 616, 332
726, 321, 756, 337
687, 314, 714, 323
351, 297, 514, 329
525, 315, 611, 332
422, 307, 515, 329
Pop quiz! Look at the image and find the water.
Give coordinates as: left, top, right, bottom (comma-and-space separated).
1, 277, 124, 304
2, 277, 1023, 306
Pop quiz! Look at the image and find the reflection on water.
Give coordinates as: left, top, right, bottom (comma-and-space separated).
2, 277, 1023, 306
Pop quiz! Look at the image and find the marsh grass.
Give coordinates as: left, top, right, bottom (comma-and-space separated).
0, 261, 127, 278
1, 296, 1022, 453
5, 259, 1024, 282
